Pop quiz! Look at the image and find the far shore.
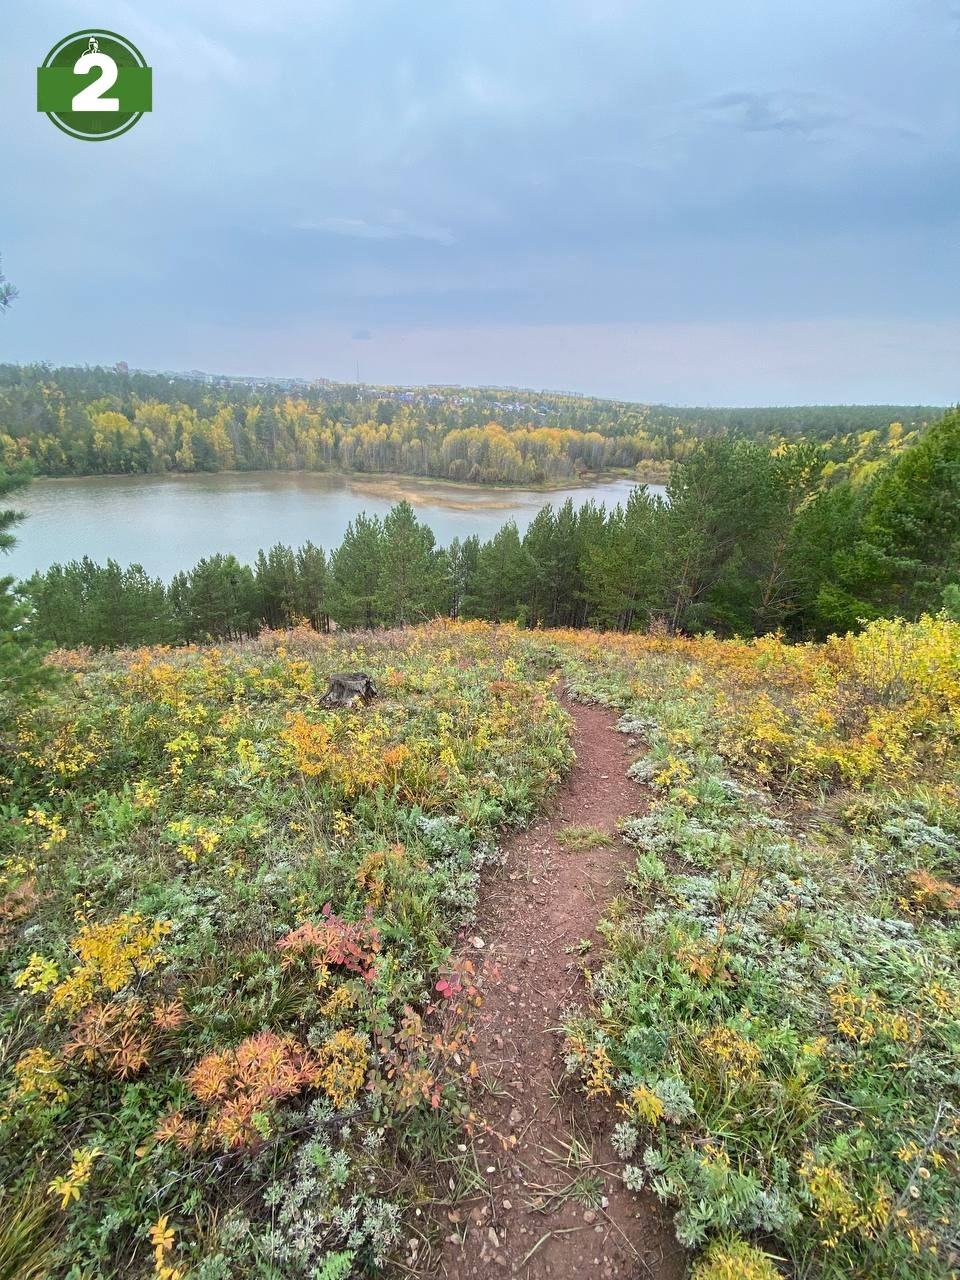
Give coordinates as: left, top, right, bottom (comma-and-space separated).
25, 464, 671, 498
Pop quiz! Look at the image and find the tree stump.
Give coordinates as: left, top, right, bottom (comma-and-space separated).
321, 671, 378, 707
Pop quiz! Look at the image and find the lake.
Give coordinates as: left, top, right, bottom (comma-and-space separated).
4, 471, 666, 582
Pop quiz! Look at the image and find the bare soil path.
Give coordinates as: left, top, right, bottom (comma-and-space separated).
438, 699, 686, 1280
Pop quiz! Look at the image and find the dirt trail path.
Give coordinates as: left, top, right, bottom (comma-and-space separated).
439, 700, 685, 1280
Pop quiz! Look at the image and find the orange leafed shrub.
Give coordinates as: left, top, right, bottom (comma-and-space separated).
181, 1032, 323, 1149
158, 1026, 369, 1150
899, 869, 960, 918
64, 999, 156, 1079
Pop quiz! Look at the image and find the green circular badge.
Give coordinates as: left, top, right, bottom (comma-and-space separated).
37, 30, 152, 141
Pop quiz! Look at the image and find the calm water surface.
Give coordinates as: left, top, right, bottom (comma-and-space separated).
6, 472, 665, 582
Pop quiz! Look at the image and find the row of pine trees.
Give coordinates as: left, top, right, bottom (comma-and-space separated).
17, 407, 960, 649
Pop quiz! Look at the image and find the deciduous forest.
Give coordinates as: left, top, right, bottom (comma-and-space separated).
0, 362, 940, 486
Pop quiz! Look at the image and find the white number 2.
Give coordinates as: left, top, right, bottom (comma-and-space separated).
72, 53, 120, 112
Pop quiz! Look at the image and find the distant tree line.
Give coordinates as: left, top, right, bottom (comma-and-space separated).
0, 363, 940, 486
14, 407, 960, 647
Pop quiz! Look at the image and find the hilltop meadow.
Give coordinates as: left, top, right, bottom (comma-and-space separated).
0, 400, 958, 1279
0, 619, 958, 1279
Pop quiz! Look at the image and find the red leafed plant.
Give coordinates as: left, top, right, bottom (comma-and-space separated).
369, 957, 484, 1115
435, 975, 460, 1000
434, 956, 479, 1005
62, 996, 188, 1080
277, 903, 381, 981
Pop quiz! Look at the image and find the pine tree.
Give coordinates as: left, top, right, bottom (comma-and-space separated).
328, 513, 384, 629
663, 439, 818, 635
177, 555, 258, 641
0, 255, 17, 314
571, 499, 608, 628
0, 465, 29, 554
522, 499, 602, 628
787, 409, 960, 634
1, 471, 57, 713
255, 544, 299, 628
786, 482, 874, 636
21, 562, 85, 646
295, 541, 329, 631
465, 522, 530, 622
24, 558, 176, 647
521, 506, 558, 626
447, 535, 480, 619
860, 406, 960, 616
0, 574, 56, 716
376, 501, 446, 627
583, 487, 666, 631
86, 560, 174, 647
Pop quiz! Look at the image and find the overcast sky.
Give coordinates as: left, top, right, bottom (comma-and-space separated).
2, 1, 959, 403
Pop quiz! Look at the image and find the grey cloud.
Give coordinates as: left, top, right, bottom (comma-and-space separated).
704, 91, 841, 135
3, 0, 959, 400
296, 215, 455, 246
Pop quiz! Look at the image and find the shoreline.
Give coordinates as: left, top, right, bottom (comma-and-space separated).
24, 464, 670, 494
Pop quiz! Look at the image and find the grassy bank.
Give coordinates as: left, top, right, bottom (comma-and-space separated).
0, 623, 570, 1277
1, 618, 957, 1278
546, 619, 960, 1279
